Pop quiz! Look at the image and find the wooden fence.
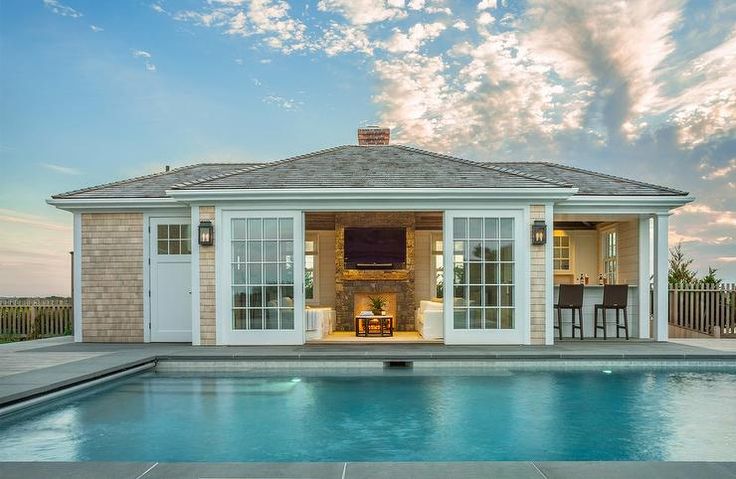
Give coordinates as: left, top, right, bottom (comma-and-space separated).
668, 283, 736, 337
0, 298, 73, 339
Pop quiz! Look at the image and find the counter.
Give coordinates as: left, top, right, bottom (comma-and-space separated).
553, 285, 641, 339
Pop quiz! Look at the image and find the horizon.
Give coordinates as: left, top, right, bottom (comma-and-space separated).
1, 0, 735, 296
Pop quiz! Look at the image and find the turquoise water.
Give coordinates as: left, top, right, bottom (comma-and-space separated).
0, 368, 735, 462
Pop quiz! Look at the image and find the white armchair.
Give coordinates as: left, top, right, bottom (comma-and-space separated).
416, 300, 443, 339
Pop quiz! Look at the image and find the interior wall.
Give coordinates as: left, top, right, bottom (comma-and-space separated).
617, 220, 639, 285
309, 230, 336, 307
415, 230, 433, 303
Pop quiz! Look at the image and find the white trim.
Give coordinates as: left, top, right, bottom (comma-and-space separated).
653, 212, 670, 341
191, 205, 201, 345
47, 197, 180, 211
638, 215, 651, 339
556, 195, 693, 215
443, 208, 530, 345
72, 212, 82, 342
217, 209, 305, 345
305, 232, 319, 306
544, 203, 554, 345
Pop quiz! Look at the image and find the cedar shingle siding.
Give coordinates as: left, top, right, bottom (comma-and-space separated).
81, 213, 144, 342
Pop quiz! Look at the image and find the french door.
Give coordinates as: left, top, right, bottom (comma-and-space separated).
219, 210, 304, 345
443, 210, 528, 344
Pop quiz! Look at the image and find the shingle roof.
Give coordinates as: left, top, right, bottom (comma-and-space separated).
52, 163, 263, 199
487, 162, 688, 196
172, 145, 566, 190
50, 145, 688, 199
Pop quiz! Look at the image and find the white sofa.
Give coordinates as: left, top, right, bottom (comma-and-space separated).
416, 300, 443, 339
305, 307, 336, 340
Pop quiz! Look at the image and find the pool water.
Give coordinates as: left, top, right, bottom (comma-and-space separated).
0, 368, 735, 462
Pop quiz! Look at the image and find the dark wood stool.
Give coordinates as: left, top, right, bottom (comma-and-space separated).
594, 284, 629, 340
554, 284, 584, 340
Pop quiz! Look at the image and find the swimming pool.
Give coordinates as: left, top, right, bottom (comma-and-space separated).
1, 367, 735, 462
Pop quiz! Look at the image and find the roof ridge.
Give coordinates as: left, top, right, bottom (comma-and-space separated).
170, 145, 353, 190
391, 145, 570, 187
534, 161, 688, 195
52, 163, 208, 199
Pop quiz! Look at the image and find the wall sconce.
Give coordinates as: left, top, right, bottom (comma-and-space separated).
198, 220, 214, 246
531, 220, 547, 245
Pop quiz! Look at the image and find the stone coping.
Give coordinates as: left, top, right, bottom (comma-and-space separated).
0, 461, 734, 479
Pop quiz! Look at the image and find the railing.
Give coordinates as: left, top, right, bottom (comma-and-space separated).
668, 283, 736, 337
0, 298, 73, 339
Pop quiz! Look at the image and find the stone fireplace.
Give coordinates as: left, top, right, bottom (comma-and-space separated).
334, 212, 417, 331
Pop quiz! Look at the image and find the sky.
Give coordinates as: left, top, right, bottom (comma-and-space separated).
0, 0, 735, 296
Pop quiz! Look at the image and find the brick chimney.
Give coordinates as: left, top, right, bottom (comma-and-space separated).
357, 126, 390, 146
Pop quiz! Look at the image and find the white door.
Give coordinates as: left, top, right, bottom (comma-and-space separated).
150, 217, 192, 342
443, 210, 529, 344
219, 211, 305, 345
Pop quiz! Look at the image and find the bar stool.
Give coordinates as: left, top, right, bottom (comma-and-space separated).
594, 284, 629, 340
554, 284, 584, 340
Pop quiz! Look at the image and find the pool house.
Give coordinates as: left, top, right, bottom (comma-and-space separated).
48, 128, 692, 346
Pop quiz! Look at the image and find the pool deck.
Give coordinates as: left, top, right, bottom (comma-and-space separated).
2, 337, 736, 408
1, 460, 735, 479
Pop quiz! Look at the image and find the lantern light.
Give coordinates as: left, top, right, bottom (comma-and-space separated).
198, 220, 213, 246
531, 220, 547, 245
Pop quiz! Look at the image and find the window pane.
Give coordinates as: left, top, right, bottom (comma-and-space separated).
263, 263, 278, 284
500, 241, 513, 261
247, 218, 262, 240
500, 286, 514, 306
454, 309, 468, 329
500, 263, 513, 284
233, 309, 247, 330
453, 218, 467, 239
484, 286, 499, 307
485, 308, 498, 329
181, 240, 191, 255
453, 285, 467, 303
305, 271, 314, 300
469, 218, 483, 238
499, 218, 514, 238
233, 287, 248, 307
263, 241, 278, 261
484, 241, 499, 261
305, 240, 316, 253
232, 241, 246, 262
484, 218, 498, 239
469, 308, 482, 329
279, 218, 293, 239
247, 241, 262, 262
280, 241, 293, 262
263, 219, 278, 239
433, 240, 443, 252
560, 236, 569, 247
157, 240, 168, 255
279, 263, 293, 284
247, 263, 262, 284
169, 224, 180, 239
180, 225, 190, 239
500, 308, 514, 329
280, 286, 294, 307
264, 286, 279, 307
157, 225, 168, 240
454, 263, 467, 285
484, 263, 499, 284
561, 260, 569, 270
469, 263, 482, 284
469, 286, 482, 306
249, 286, 263, 307
469, 241, 483, 260
249, 308, 263, 330
169, 240, 180, 255
281, 309, 294, 330
232, 265, 246, 285
232, 219, 247, 239
265, 308, 279, 329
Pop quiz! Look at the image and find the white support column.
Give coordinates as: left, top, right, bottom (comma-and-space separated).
637, 215, 651, 339
544, 203, 554, 345
652, 213, 670, 341
73, 212, 82, 342
190, 205, 201, 346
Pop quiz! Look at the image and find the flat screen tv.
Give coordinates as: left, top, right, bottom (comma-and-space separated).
344, 227, 406, 269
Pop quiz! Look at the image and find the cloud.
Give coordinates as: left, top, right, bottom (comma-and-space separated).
41, 163, 81, 175
317, 0, 407, 25
322, 22, 373, 56
477, 0, 497, 9
0, 209, 72, 232
262, 94, 301, 110
43, 0, 82, 18
90, 25, 103, 32
131, 50, 156, 71
383, 22, 446, 53
701, 158, 736, 180
452, 20, 468, 31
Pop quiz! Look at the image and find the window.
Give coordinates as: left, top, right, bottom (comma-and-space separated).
157, 224, 191, 255
553, 231, 570, 271
602, 228, 618, 284
452, 217, 515, 330
231, 217, 294, 331
305, 234, 317, 303
431, 233, 443, 299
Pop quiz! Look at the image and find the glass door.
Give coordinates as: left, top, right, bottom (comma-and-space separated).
220, 210, 304, 345
443, 210, 528, 344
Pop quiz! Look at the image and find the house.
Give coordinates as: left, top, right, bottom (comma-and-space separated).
48, 128, 692, 345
